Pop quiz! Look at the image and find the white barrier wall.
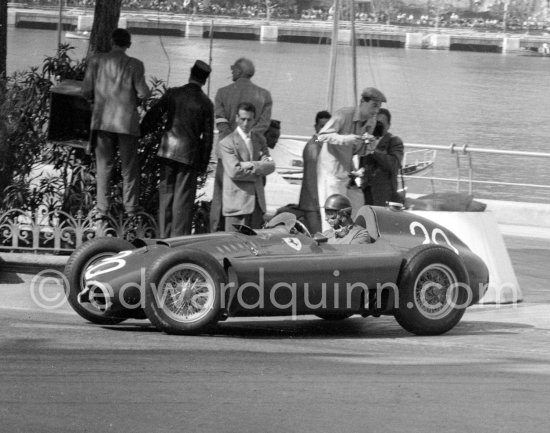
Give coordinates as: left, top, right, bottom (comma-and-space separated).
409, 210, 522, 304
186, 22, 204, 37
502, 37, 521, 53
77, 15, 93, 32
260, 25, 278, 42
405, 33, 424, 49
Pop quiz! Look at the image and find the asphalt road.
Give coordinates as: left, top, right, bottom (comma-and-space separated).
1, 235, 550, 433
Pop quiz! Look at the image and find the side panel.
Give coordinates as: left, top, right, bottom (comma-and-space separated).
226, 245, 402, 317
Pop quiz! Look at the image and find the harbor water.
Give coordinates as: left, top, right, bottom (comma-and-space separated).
7, 26, 550, 203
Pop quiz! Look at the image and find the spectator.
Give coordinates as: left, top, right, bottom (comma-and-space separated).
316, 87, 386, 228
264, 119, 281, 149
359, 108, 404, 206
297, 110, 331, 234
82, 28, 150, 223
210, 57, 273, 232
141, 60, 214, 237
220, 102, 275, 231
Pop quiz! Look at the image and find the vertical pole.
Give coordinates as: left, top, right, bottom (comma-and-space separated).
350, 0, 357, 104
503, 0, 509, 33
327, 0, 340, 112
207, 20, 214, 98
57, 0, 63, 48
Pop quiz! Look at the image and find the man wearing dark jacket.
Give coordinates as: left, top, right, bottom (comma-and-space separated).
360, 108, 404, 206
141, 60, 214, 237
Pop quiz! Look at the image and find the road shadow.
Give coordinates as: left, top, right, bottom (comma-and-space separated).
100, 316, 534, 339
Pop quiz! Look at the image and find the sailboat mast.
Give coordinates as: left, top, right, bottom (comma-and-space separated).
350, 0, 357, 103
326, 0, 341, 112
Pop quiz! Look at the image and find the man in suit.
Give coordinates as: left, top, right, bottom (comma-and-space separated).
219, 102, 275, 231
141, 60, 214, 237
210, 57, 273, 232
82, 28, 150, 221
360, 108, 404, 206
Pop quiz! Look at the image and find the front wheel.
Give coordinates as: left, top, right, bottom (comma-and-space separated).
143, 250, 226, 335
394, 246, 470, 336
64, 237, 134, 325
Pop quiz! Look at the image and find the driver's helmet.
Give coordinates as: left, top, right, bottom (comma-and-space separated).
324, 194, 352, 229
324, 194, 352, 213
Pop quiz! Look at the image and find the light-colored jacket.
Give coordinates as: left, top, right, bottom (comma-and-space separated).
220, 130, 275, 217
316, 106, 374, 205
82, 49, 150, 137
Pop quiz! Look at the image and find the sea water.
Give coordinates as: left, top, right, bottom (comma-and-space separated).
7, 27, 550, 202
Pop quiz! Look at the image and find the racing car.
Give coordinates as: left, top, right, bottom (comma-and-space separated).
63, 205, 489, 336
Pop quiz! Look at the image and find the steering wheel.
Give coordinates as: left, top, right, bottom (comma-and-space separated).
293, 220, 312, 238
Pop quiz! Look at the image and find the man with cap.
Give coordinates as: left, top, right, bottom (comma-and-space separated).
141, 60, 214, 237
316, 87, 386, 229
82, 28, 150, 223
322, 194, 372, 244
210, 57, 273, 232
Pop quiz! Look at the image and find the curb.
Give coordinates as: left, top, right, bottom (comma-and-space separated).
0, 252, 68, 275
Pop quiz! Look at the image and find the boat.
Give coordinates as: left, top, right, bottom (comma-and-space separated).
65, 30, 90, 40
401, 149, 436, 175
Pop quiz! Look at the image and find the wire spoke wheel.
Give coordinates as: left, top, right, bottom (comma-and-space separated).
413, 264, 458, 320
144, 250, 225, 334
156, 264, 216, 324
394, 246, 469, 336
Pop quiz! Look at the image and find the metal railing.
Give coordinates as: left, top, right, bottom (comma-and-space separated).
404, 142, 550, 195
281, 134, 550, 195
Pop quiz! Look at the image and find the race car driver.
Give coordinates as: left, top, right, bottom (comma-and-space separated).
322, 194, 372, 244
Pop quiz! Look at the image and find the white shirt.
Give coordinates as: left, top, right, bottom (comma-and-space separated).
236, 126, 253, 159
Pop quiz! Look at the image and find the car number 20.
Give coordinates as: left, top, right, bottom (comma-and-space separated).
409, 221, 459, 255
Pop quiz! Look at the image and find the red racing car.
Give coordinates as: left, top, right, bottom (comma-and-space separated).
64, 205, 489, 336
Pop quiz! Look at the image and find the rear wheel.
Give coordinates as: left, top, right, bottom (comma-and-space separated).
64, 237, 134, 325
143, 250, 226, 334
394, 246, 469, 336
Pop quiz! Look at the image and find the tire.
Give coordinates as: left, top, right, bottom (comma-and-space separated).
394, 246, 470, 336
64, 237, 134, 325
315, 312, 353, 321
143, 249, 226, 335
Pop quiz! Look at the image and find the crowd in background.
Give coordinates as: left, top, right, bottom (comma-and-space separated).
12, 0, 550, 33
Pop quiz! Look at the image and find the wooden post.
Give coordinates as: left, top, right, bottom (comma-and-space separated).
326, 0, 340, 112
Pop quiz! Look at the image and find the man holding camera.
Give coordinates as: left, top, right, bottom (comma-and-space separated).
359, 108, 404, 206
316, 87, 386, 227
